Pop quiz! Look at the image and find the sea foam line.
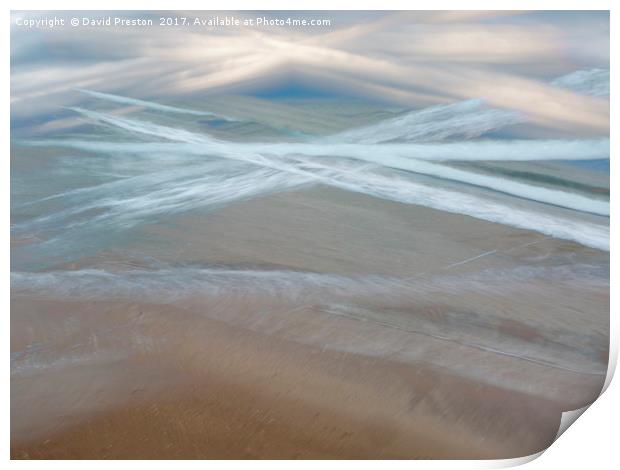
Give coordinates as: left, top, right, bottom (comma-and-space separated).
12, 164, 309, 234
60, 108, 611, 216
330, 68, 609, 144
52, 109, 610, 249
76, 89, 235, 120
11, 264, 608, 377
10, 264, 606, 302
77, 68, 608, 144
329, 99, 523, 144
23, 138, 611, 162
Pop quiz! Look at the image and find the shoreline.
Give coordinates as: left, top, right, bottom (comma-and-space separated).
11, 298, 574, 459
11, 187, 609, 459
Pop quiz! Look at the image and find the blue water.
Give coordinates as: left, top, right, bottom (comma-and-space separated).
11, 71, 611, 273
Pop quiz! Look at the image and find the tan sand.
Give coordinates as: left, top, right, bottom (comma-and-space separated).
11, 186, 609, 459
13, 298, 569, 459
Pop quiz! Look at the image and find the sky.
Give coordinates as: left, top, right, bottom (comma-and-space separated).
10, 10, 610, 135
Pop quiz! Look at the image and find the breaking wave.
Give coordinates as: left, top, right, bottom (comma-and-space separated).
551, 69, 610, 97
13, 69, 610, 255
76, 89, 234, 119
330, 99, 523, 144
32, 108, 608, 250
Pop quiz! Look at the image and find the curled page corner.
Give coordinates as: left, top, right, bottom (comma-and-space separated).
555, 405, 590, 441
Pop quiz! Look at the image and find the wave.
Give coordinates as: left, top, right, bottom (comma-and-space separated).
27, 140, 609, 250
551, 69, 610, 97
329, 99, 523, 144
60, 108, 611, 216
318, 154, 609, 215
256, 139, 610, 165
11, 263, 608, 379
24, 137, 610, 162
10, 263, 606, 302
76, 69, 608, 146
64, 107, 609, 217
329, 68, 609, 144
12, 162, 308, 235
17, 70, 611, 251
67, 107, 223, 144
76, 89, 234, 120
280, 155, 609, 251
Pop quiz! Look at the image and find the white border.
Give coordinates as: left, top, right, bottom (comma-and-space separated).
4, 1, 616, 467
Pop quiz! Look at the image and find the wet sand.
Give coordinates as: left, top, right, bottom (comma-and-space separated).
12, 299, 569, 459
11, 187, 609, 459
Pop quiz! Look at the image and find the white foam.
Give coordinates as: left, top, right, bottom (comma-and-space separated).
28, 131, 612, 217
63, 107, 611, 216
33, 151, 608, 251
76, 89, 233, 119
329, 99, 523, 144
329, 68, 609, 144
11, 264, 608, 385
253, 139, 610, 162
281, 155, 610, 251
10, 263, 606, 302
14, 162, 308, 234
27, 138, 611, 162
551, 69, 610, 97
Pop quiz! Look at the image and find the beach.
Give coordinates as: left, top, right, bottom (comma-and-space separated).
9, 16, 610, 457
11, 186, 609, 459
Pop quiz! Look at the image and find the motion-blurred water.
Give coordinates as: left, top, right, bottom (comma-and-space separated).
11, 69, 610, 274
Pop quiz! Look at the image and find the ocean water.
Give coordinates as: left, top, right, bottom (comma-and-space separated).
11, 69, 609, 274
8, 10, 614, 457
10, 68, 611, 397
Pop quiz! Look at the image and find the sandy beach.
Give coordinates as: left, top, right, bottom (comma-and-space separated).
10, 10, 611, 461
11, 187, 609, 459
11, 298, 566, 459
